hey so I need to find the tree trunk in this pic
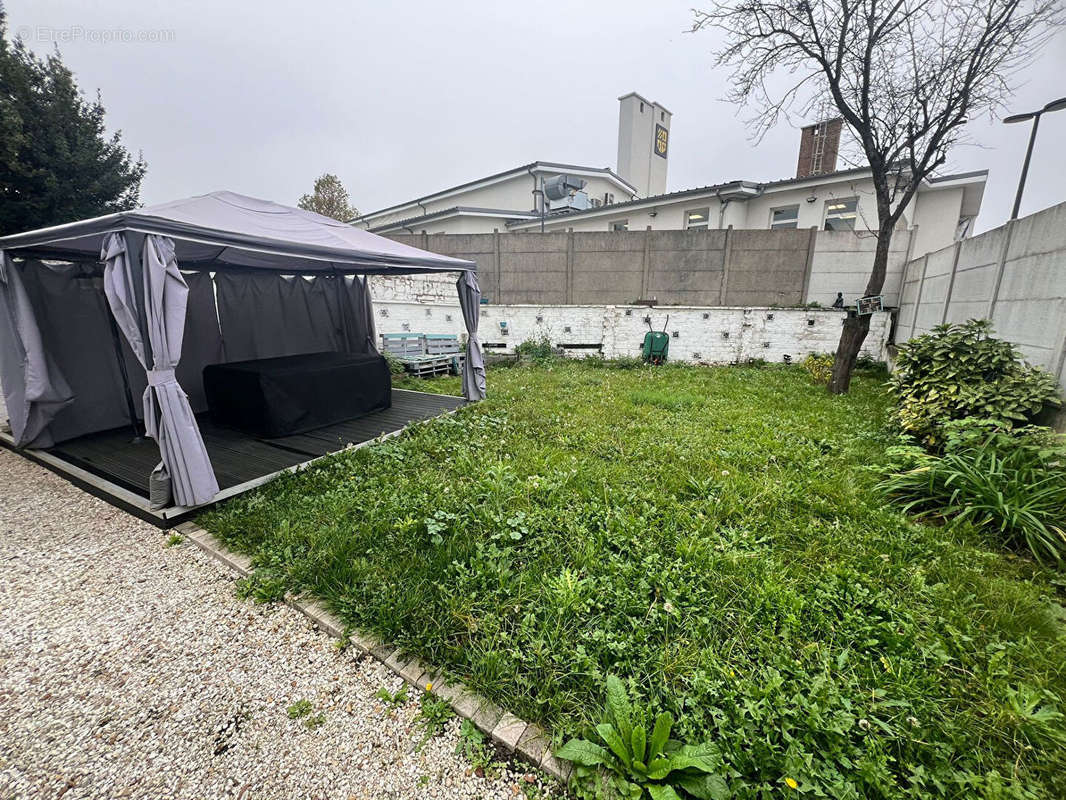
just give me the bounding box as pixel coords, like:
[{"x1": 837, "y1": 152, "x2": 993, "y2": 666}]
[
  {"x1": 827, "y1": 221, "x2": 894, "y2": 394},
  {"x1": 827, "y1": 312, "x2": 872, "y2": 394}
]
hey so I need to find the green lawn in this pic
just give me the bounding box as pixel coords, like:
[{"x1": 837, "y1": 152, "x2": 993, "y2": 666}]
[{"x1": 200, "y1": 360, "x2": 1065, "y2": 798}]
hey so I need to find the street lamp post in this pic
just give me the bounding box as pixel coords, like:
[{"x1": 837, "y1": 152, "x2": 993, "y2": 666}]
[{"x1": 1004, "y1": 97, "x2": 1066, "y2": 220}]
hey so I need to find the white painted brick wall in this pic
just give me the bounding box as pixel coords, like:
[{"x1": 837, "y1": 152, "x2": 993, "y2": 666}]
[
  {"x1": 372, "y1": 297, "x2": 892, "y2": 364},
  {"x1": 369, "y1": 273, "x2": 456, "y2": 304}
]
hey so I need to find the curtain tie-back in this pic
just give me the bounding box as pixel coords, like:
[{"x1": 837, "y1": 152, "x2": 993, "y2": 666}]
[{"x1": 147, "y1": 368, "x2": 176, "y2": 387}]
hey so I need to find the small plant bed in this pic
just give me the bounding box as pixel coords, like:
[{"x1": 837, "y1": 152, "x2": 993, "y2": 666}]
[{"x1": 200, "y1": 360, "x2": 1066, "y2": 798}]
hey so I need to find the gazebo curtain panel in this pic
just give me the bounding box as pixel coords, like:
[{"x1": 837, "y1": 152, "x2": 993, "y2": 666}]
[
  {"x1": 0, "y1": 251, "x2": 74, "y2": 448},
  {"x1": 214, "y1": 272, "x2": 373, "y2": 361},
  {"x1": 102, "y1": 232, "x2": 219, "y2": 508},
  {"x1": 456, "y1": 270, "x2": 486, "y2": 402}
]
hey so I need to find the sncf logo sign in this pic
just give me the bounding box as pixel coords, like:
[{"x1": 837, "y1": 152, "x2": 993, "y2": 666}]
[{"x1": 654, "y1": 124, "x2": 669, "y2": 158}]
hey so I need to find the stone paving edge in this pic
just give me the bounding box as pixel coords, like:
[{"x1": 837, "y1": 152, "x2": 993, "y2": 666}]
[{"x1": 175, "y1": 521, "x2": 572, "y2": 784}]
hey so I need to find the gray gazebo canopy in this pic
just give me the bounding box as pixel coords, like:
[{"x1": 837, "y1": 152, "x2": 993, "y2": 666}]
[
  {"x1": 0, "y1": 191, "x2": 486, "y2": 510},
  {"x1": 0, "y1": 191, "x2": 478, "y2": 273}
]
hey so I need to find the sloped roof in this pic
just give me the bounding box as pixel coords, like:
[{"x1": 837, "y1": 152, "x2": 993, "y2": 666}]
[{"x1": 351, "y1": 161, "x2": 639, "y2": 225}]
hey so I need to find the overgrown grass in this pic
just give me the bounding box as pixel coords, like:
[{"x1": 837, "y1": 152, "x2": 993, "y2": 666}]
[{"x1": 200, "y1": 361, "x2": 1066, "y2": 798}]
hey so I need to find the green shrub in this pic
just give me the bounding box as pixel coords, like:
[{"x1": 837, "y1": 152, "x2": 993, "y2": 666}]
[
  {"x1": 803, "y1": 352, "x2": 834, "y2": 385},
  {"x1": 855, "y1": 354, "x2": 886, "y2": 373},
  {"x1": 889, "y1": 320, "x2": 1061, "y2": 448},
  {"x1": 877, "y1": 418, "x2": 1066, "y2": 565},
  {"x1": 516, "y1": 334, "x2": 557, "y2": 365},
  {"x1": 557, "y1": 675, "x2": 728, "y2": 800},
  {"x1": 382, "y1": 351, "x2": 407, "y2": 376}
]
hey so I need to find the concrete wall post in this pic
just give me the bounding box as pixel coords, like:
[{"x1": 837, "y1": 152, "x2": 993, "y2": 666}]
[
  {"x1": 907, "y1": 254, "x2": 930, "y2": 339},
  {"x1": 1054, "y1": 329, "x2": 1066, "y2": 382},
  {"x1": 986, "y1": 218, "x2": 1016, "y2": 321},
  {"x1": 799, "y1": 226, "x2": 818, "y2": 305},
  {"x1": 718, "y1": 226, "x2": 734, "y2": 305},
  {"x1": 940, "y1": 240, "x2": 963, "y2": 325},
  {"x1": 566, "y1": 228, "x2": 575, "y2": 305},
  {"x1": 901, "y1": 225, "x2": 917, "y2": 267},
  {"x1": 640, "y1": 226, "x2": 652, "y2": 301},
  {"x1": 493, "y1": 229, "x2": 502, "y2": 305}
]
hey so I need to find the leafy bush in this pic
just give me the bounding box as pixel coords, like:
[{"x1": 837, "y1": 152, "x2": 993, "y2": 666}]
[
  {"x1": 854, "y1": 354, "x2": 884, "y2": 372},
  {"x1": 877, "y1": 418, "x2": 1066, "y2": 565},
  {"x1": 557, "y1": 675, "x2": 728, "y2": 800},
  {"x1": 516, "y1": 334, "x2": 558, "y2": 365},
  {"x1": 890, "y1": 320, "x2": 1061, "y2": 448},
  {"x1": 382, "y1": 351, "x2": 407, "y2": 376},
  {"x1": 803, "y1": 353, "x2": 834, "y2": 385}
]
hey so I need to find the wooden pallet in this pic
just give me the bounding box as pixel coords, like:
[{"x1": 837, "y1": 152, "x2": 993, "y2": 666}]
[
  {"x1": 381, "y1": 333, "x2": 425, "y2": 358},
  {"x1": 402, "y1": 354, "x2": 456, "y2": 378}
]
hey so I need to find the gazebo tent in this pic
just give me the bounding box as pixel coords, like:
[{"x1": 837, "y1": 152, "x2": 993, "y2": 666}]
[{"x1": 0, "y1": 191, "x2": 485, "y2": 512}]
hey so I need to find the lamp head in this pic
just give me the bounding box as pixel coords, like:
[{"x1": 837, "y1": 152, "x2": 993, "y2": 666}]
[
  {"x1": 1043, "y1": 97, "x2": 1066, "y2": 113},
  {"x1": 1004, "y1": 112, "x2": 1037, "y2": 124}
]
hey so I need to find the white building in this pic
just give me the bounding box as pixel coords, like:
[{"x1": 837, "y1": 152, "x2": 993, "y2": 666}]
[
  {"x1": 353, "y1": 93, "x2": 986, "y2": 260},
  {"x1": 350, "y1": 161, "x2": 640, "y2": 235}
]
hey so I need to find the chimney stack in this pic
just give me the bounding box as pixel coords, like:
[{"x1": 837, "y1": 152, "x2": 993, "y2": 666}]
[{"x1": 796, "y1": 118, "x2": 842, "y2": 179}]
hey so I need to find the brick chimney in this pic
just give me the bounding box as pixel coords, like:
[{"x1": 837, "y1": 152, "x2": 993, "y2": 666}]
[{"x1": 796, "y1": 118, "x2": 842, "y2": 178}]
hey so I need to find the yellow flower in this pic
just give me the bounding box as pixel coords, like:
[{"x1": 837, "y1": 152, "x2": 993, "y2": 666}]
[
  {"x1": 425, "y1": 683, "x2": 433, "y2": 691},
  {"x1": 785, "y1": 777, "x2": 799, "y2": 790}
]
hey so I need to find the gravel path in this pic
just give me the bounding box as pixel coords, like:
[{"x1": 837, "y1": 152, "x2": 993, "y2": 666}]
[{"x1": 0, "y1": 448, "x2": 559, "y2": 800}]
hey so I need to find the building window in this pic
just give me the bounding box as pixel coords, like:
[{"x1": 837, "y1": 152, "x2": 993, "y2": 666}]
[
  {"x1": 605, "y1": 192, "x2": 615, "y2": 205},
  {"x1": 640, "y1": 102, "x2": 645, "y2": 113},
  {"x1": 770, "y1": 205, "x2": 799, "y2": 229},
  {"x1": 660, "y1": 111, "x2": 665, "y2": 121},
  {"x1": 823, "y1": 198, "x2": 858, "y2": 231},
  {"x1": 610, "y1": 220, "x2": 629, "y2": 232},
  {"x1": 685, "y1": 208, "x2": 709, "y2": 231}
]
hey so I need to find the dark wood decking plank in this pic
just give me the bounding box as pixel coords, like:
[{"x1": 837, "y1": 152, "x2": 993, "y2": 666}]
[{"x1": 45, "y1": 390, "x2": 466, "y2": 500}]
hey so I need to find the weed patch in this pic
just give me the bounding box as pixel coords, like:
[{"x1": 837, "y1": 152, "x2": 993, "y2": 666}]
[{"x1": 414, "y1": 691, "x2": 456, "y2": 748}]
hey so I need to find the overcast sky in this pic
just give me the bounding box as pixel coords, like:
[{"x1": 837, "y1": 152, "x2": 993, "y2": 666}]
[{"x1": 8, "y1": 0, "x2": 1066, "y2": 231}]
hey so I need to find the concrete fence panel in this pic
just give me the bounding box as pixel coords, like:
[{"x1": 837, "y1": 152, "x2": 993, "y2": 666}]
[
  {"x1": 571, "y1": 231, "x2": 646, "y2": 304},
  {"x1": 990, "y1": 204, "x2": 1066, "y2": 373},
  {"x1": 497, "y1": 233, "x2": 570, "y2": 305},
  {"x1": 383, "y1": 227, "x2": 913, "y2": 310},
  {"x1": 723, "y1": 229, "x2": 810, "y2": 307},
  {"x1": 646, "y1": 229, "x2": 729, "y2": 306},
  {"x1": 943, "y1": 226, "x2": 1007, "y2": 326},
  {"x1": 808, "y1": 230, "x2": 911, "y2": 308},
  {"x1": 896, "y1": 200, "x2": 1066, "y2": 391}
]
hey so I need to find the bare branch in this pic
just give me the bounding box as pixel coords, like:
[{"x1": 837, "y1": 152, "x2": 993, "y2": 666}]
[{"x1": 693, "y1": 0, "x2": 1063, "y2": 392}]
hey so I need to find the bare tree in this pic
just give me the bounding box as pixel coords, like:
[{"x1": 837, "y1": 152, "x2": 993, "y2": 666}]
[
  {"x1": 298, "y1": 173, "x2": 359, "y2": 222},
  {"x1": 693, "y1": 0, "x2": 1061, "y2": 393}
]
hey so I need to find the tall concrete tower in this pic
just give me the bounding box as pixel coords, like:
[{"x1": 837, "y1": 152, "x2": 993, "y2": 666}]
[{"x1": 616, "y1": 92, "x2": 670, "y2": 198}]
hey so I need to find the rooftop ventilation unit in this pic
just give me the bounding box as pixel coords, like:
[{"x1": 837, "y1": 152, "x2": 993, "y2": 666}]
[
  {"x1": 543, "y1": 174, "x2": 591, "y2": 212},
  {"x1": 544, "y1": 174, "x2": 587, "y2": 200}
]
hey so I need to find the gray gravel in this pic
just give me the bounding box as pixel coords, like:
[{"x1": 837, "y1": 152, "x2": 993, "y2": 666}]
[{"x1": 0, "y1": 448, "x2": 559, "y2": 800}]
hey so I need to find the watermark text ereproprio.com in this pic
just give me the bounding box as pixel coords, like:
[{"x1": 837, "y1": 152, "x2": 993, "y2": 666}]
[{"x1": 16, "y1": 25, "x2": 176, "y2": 44}]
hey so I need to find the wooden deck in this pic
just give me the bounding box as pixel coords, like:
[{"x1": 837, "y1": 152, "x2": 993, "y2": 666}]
[{"x1": 3, "y1": 389, "x2": 464, "y2": 524}]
